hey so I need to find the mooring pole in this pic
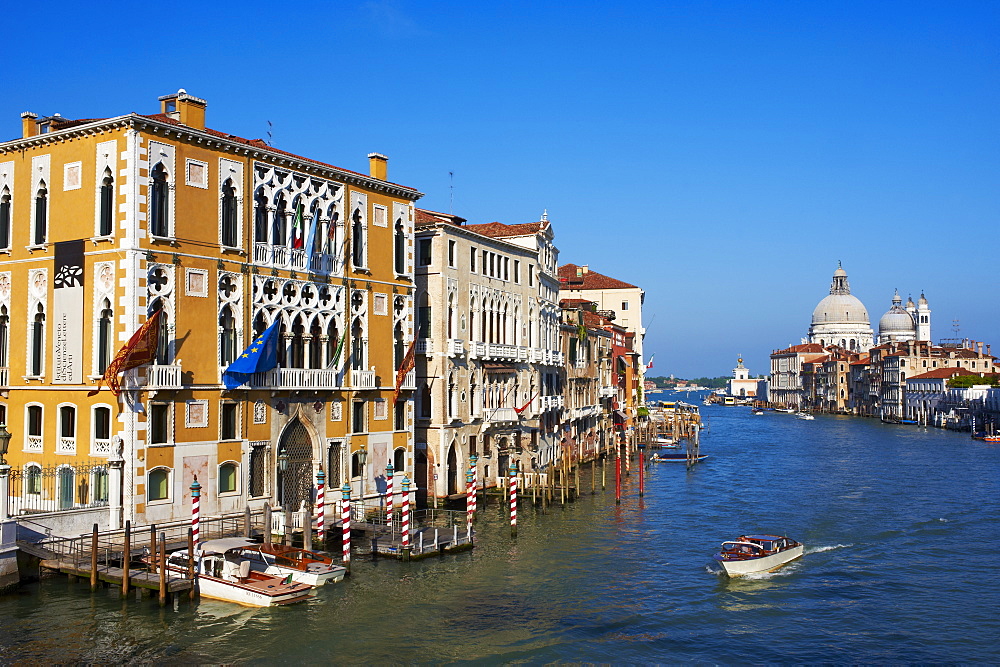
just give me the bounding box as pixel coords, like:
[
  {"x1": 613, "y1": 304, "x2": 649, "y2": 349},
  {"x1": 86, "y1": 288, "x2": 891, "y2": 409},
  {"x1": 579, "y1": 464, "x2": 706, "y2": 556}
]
[
  {"x1": 122, "y1": 520, "x2": 131, "y2": 596},
  {"x1": 158, "y1": 532, "x2": 167, "y2": 606},
  {"x1": 341, "y1": 483, "x2": 352, "y2": 571},
  {"x1": 401, "y1": 476, "x2": 411, "y2": 561},
  {"x1": 509, "y1": 462, "x2": 518, "y2": 539},
  {"x1": 187, "y1": 527, "x2": 196, "y2": 601},
  {"x1": 315, "y1": 469, "x2": 326, "y2": 547},
  {"x1": 639, "y1": 449, "x2": 645, "y2": 497},
  {"x1": 90, "y1": 523, "x2": 99, "y2": 591},
  {"x1": 465, "y1": 469, "x2": 474, "y2": 541},
  {"x1": 615, "y1": 445, "x2": 622, "y2": 506}
]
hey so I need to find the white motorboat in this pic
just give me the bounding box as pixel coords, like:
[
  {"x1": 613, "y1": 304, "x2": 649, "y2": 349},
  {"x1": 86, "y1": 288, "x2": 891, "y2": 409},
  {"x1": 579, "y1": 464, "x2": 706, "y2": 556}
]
[
  {"x1": 164, "y1": 541, "x2": 314, "y2": 606},
  {"x1": 653, "y1": 435, "x2": 680, "y2": 448},
  {"x1": 713, "y1": 534, "x2": 804, "y2": 576},
  {"x1": 796, "y1": 412, "x2": 815, "y2": 420},
  {"x1": 218, "y1": 538, "x2": 347, "y2": 586}
]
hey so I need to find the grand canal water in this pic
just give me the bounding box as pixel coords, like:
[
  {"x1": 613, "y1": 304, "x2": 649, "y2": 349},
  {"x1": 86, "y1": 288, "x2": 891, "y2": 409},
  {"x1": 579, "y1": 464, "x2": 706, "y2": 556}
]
[{"x1": 2, "y1": 401, "x2": 998, "y2": 663}]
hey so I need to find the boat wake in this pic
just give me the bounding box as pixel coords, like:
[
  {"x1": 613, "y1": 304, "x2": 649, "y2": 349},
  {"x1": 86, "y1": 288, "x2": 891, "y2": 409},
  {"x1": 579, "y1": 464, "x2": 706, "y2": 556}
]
[{"x1": 805, "y1": 543, "x2": 851, "y2": 554}]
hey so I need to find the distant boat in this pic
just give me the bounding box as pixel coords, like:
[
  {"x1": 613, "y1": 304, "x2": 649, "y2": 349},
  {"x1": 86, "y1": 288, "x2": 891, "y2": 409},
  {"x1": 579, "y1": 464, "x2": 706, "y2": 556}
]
[
  {"x1": 653, "y1": 451, "x2": 708, "y2": 463},
  {"x1": 796, "y1": 412, "x2": 815, "y2": 420}
]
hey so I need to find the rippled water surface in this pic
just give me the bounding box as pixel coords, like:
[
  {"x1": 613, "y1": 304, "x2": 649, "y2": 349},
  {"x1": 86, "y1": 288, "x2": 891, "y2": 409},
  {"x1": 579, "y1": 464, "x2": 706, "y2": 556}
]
[{"x1": 3, "y1": 405, "x2": 998, "y2": 663}]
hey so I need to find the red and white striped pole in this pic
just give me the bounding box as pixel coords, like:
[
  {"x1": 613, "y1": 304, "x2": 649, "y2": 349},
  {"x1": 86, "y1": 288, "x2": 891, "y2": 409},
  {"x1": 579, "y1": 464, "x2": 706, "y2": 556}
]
[
  {"x1": 469, "y1": 454, "x2": 478, "y2": 517},
  {"x1": 341, "y1": 483, "x2": 352, "y2": 569},
  {"x1": 315, "y1": 469, "x2": 326, "y2": 545},
  {"x1": 385, "y1": 461, "x2": 394, "y2": 531},
  {"x1": 401, "y1": 476, "x2": 411, "y2": 560},
  {"x1": 508, "y1": 462, "x2": 518, "y2": 538},
  {"x1": 465, "y1": 469, "x2": 474, "y2": 541},
  {"x1": 190, "y1": 476, "x2": 201, "y2": 544}
]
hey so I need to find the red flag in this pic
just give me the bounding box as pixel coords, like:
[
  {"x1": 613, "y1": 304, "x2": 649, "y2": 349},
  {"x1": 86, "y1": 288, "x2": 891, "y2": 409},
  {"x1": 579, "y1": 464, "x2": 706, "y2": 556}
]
[
  {"x1": 88, "y1": 309, "x2": 162, "y2": 397},
  {"x1": 514, "y1": 392, "x2": 538, "y2": 415},
  {"x1": 393, "y1": 336, "x2": 417, "y2": 404}
]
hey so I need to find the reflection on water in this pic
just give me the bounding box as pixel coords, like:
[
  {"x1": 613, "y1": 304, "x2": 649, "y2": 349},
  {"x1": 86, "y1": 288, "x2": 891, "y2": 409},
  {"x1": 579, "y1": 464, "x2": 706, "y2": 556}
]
[{"x1": 2, "y1": 407, "x2": 998, "y2": 662}]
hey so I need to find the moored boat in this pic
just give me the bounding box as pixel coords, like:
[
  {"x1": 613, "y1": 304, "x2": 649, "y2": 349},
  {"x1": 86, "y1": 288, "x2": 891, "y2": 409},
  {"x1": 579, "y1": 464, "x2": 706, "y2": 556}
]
[
  {"x1": 653, "y1": 451, "x2": 708, "y2": 463},
  {"x1": 713, "y1": 534, "x2": 803, "y2": 576},
  {"x1": 220, "y1": 539, "x2": 347, "y2": 586},
  {"x1": 795, "y1": 412, "x2": 814, "y2": 420},
  {"x1": 164, "y1": 541, "x2": 314, "y2": 606}
]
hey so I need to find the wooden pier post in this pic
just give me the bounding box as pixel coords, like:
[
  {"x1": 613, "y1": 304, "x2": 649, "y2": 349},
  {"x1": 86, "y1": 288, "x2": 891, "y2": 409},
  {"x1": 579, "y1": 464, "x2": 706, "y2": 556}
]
[
  {"x1": 615, "y1": 449, "x2": 622, "y2": 505},
  {"x1": 90, "y1": 523, "x2": 99, "y2": 591},
  {"x1": 122, "y1": 520, "x2": 131, "y2": 597},
  {"x1": 591, "y1": 460, "x2": 595, "y2": 494},
  {"x1": 149, "y1": 524, "x2": 157, "y2": 571},
  {"x1": 263, "y1": 502, "x2": 272, "y2": 545},
  {"x1": 243, "y1": 506, "x2": 252, "y2": 538},
  {"x1": 284, "y1": 506, "x2": 293, "y2": 546},
  {"x1": 639, "y1": 450, "x2": 645, "y2": 497},
  {"x1": 602, "y1": 455, "x2": 606, "y2": 490},
  {"x1": 158, "y1": 532, "x2": 167, "y2": 606},
  {"x1": 303, "y1": 508, "x2": 313, "y2": 552}
]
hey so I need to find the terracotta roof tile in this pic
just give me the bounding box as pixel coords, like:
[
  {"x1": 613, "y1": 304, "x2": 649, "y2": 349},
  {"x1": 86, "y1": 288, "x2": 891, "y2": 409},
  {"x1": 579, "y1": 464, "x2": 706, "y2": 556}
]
[
  {"x1": 558, "y1": 263, "x2": 638, "y2": 290},
  {"x1": 463, "y1": 221, "x2": 546, "y2": 238},
  {"x1": 907, "y1": 367, "x2": 978, "y2": 380},
  {"x1": 415, "y1": 208, "x2": 466, "y2": 226}
]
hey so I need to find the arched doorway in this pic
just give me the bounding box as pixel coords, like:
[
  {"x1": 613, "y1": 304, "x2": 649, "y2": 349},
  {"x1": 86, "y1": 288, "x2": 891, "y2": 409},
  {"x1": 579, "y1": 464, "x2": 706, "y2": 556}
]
[
  {"x1": 447, "y1": 442, "x2": 458, "y2": 496},
  {"x1": 277, "y1": 419, "x2": 314, "y2": 510}
]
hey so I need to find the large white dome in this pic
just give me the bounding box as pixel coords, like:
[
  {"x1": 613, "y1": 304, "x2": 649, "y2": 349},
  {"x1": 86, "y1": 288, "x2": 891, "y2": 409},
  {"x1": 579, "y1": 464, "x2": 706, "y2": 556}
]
[
  {"x1": 807, "y1": 264, "x2": 874, "y2": 351},
  {"x1": 812, "y1": 293, "x2": 869, "y2": 325}
]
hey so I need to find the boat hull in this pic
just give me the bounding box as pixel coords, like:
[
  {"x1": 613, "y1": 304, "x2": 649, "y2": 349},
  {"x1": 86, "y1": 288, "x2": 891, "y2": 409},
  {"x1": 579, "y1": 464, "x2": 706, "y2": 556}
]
[
  {"x1": 196, "y1": 576, "x2": 314, "y2": 607},
  {"x1": 715, "y1": 544, "x2": 804, "y2": 576}
]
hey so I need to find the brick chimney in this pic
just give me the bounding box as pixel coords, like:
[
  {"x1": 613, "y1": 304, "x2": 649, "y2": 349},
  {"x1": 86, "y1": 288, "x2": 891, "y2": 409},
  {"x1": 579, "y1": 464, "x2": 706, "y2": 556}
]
[
  {"x1": 21, "y1": 112, "x2": 37, "y2": 138},
  {"x1": 368, "y1": 153, "x2": 388, "y2": 181},
  {"x1": 158, "y1": 89, "x2": 207, "y2": 130}
]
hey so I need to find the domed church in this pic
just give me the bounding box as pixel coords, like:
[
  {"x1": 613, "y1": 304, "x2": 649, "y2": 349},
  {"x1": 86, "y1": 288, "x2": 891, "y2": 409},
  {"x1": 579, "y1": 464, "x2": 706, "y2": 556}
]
[
  {"x1": 877, "y1": 290, "x2": 931, "y2": 344},
  {"x1": 807, "y1": 263, "x2": 874, "y2": 351}
]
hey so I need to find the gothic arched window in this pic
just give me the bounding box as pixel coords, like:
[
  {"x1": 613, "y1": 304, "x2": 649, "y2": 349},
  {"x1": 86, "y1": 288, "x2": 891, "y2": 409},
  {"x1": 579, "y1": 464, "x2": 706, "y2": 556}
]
[
  {"x1": 221, "y1": 178, "x2": 238, "y2": 247},
  {"x1": 33, "y1": 182, "x2": 48, "y2": 245},
  {"x1": 149, "y1": 164, "x2": 169, "y2": 237},
  {"x1": 99, "y1": 168, "x2": 114, "y2": 236}
]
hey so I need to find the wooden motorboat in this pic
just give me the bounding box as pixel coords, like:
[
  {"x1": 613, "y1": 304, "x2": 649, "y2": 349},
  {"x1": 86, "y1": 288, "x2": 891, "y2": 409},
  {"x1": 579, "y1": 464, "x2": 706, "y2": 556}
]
[
  {"x1": 713, "y1": 534, "x2": 803, "y2": 576},
  {"x1": 164, "y1": 541, "x2": 314, "y2": 606},
  {"x1": 223, "y1": 539, "x2": 347, "y2": 586},
  {"x1": 653, "y1": 452, "x2": 708, "y2": 463}
]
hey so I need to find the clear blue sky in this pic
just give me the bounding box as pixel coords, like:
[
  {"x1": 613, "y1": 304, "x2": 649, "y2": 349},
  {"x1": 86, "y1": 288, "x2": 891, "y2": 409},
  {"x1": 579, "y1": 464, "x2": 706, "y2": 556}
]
[{"x1": 4, "y1": 1, "x2": 997, "y2": 378}]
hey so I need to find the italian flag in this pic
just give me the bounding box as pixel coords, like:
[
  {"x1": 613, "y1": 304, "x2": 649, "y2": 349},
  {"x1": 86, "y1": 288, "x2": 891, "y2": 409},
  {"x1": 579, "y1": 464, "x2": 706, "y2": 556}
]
[{"x1": 291, "y1": 203, "x2": 304, "y2": 249}]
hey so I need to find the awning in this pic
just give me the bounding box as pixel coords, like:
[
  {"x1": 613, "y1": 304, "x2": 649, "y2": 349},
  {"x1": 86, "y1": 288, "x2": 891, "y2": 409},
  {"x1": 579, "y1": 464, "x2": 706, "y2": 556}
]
[
  {"x1": 613, "y1": 409, "x2": 628, "y2": 423},
  {"x1": 482, "y1": 362, "x2": 517, "y2": 373}
]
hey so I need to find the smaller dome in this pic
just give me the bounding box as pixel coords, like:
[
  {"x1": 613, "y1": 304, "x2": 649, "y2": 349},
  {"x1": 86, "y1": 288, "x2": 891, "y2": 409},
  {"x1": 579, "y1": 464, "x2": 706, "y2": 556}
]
[
  {"x1": 906, "y1": 295, "x2": 915, "y2": 309},
  {"x1": 918, "y1": 292, "x2": 928, "y2": 306},
  {"x1": 879, "y1": 291, "x2": 915, "y2": 337}
]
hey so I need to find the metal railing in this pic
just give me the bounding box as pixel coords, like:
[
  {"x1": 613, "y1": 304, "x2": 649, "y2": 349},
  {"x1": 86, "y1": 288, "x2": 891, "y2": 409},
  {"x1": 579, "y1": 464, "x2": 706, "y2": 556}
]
[{"x1": 7, "y1": 460, "x2": 111, "y2": 514}]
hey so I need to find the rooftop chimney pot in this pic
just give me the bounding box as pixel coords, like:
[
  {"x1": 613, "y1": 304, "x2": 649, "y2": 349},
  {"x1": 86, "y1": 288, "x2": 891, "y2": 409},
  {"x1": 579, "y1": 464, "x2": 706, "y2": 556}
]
[{"x1": 368, "y1": 153, "x2": 388, "y2": 181}]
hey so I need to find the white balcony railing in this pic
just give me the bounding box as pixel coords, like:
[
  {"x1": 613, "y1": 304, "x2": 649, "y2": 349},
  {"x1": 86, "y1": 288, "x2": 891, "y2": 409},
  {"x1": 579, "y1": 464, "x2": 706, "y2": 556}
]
[
  {"x1": 470, "y1": 342, "x2": 487, "y2": 359},
  {"x1": 25, "y1": 436, "x2": 43, "y2": 452},
  {"x1": 416, "y1": 339, "x2": 434, "y2": 355},
  {"x1": 235, "y1": 368, "x2": 342, "y2": 391},
  {"x1": 124, "y1": 364, "x2": 183, "y2": 391},
  {"x1": 402, "y1": 369, "x2": 416, "y2": 390},
  {"x1": 57, "y1": 437, "x2": 76, "y2": 455},
  {"x1": 92, "y1": 438, "x2": 112, "y2": 456},
  {"x1": 255, "y1": 243, "x2": 337, "y2": 274},
  {"x1": 599, "y1": 385, "x2": 618, "y2": 398},
  {"x1": 352, "y1": 369, "x2": 376, "y2": 389},
  {"x1": 447, "y1": 339, "x2": 465, "y2": 356},
  {"x1": 487, "y1": 343, "x2": 517, "y2": 360},
  {"x1": 485, "y1": 407, "x2": 519, "y2": 423}
]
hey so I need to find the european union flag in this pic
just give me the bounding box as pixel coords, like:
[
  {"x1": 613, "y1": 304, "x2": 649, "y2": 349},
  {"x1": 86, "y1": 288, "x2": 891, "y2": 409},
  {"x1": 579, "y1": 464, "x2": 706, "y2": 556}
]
[{"x1": 223, "y1": 319, "x2": 281, "y2": 389}]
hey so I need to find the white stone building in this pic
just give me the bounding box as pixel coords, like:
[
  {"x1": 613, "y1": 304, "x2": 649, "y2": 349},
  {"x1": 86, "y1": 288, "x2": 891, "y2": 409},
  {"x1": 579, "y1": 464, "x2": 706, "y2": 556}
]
[
  {"x1": 807, "y1": 264, "x2": 874, "y2": 351},
  {"x1": 414, "y1": 210, "x2": 563, "y2": 502}
]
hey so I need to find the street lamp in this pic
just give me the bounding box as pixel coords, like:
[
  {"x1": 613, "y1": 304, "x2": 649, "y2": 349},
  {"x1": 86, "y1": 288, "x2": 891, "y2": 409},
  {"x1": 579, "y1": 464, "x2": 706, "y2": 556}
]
[
  {"x1": 0, "y1": 423, "x2": 11, "y2": 466},
  {"x1": 277, "y1": 446, "x2": 289, "y2": 507},
  {"x1": 357, "y1": 445, "x2": 368, "y2": 498}
]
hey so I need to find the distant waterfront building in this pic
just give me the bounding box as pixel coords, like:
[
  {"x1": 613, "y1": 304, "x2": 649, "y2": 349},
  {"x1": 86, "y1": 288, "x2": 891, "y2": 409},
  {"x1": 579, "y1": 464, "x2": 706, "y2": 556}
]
[
  {"x1": 557, "y1": 263, "x2": 646, "y2": 410},
  {"x1": 806, "y1": 264, "x2": 874, "y2": 351},
  {"x1": 726, "y1": 357, "x2": 766, "y2": 400}
]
